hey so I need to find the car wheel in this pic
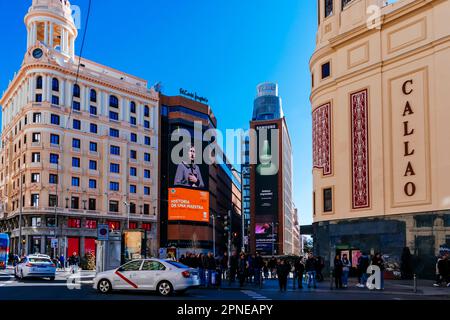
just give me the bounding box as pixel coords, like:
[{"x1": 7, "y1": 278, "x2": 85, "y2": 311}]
[
  {"x1": 157, "y1": 281, "x2": 173, "y2": 296},
  {"x1": 97, "y1": 279, "x2": 112, "y2": 294}
]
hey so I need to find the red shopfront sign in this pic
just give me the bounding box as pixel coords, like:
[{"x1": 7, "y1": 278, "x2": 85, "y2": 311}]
[
  {"x1": 107, "y1": 221, "x2": 120, "y2": 231},
  {"x1": 142, "y1": 223, "x2": 151, "y2": 231}
]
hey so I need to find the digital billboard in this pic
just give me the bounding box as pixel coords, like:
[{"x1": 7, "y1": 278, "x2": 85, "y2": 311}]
[
  {"x1": 168, "y1": 127, "x2": 210, "y2": 222},
  {"x1": 255, "y1": 223, "x2": 276, "y2": 255},
  {"x1": 168, "y1": 188, "x2": 210, "y2": 222}
]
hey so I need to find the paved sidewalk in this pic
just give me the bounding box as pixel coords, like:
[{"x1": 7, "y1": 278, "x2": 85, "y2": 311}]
[{"x1": 210, "y1": 277, "x2": 450, "y2": 297}]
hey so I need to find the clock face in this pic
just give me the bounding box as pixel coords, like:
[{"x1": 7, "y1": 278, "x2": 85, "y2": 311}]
[{"x1": 32, "y1": 48, "x2": 43, "y2": 59}]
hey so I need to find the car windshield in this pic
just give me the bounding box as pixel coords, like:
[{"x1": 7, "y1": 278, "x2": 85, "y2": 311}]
[
  {"x1": 165, "y1": 261, "x2": 189, "y2": 269},
  {"x1": 28, "y1": 258, "x2": 52, "y2": 264}
]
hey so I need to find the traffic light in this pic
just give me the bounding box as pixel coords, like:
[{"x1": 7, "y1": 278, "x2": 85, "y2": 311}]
[{"x1": 223, "y1": 214, "x2": 229, "y2": 231}]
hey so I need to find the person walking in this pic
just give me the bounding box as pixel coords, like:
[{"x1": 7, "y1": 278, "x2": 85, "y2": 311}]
[
  {"x1": 68, "y1": 252, "x2": 79, "y2": 274},
  {"x1": 400, "y1": 247, "x2": 414, "y2": 280},
  {"x1": 229, "y1": 251, "x2": 238, "y2": 285},
  {"x1": 315, "y1": 256, "x2": 325, "y2": 282},
  {"x1": 294, "y1": 257, "x2": 305, "y2": 289},
  {"x1": 305, "y1": 253, "x2": 317, "y2": 289},
  {"x1": 220, "y1": 252, "x2": 229, "y2": 282},
  {"x1": 341, "y1": 254, "x2": 351, "y2": 288},
  {"x1": 334, "y1": 254, "x2": 343, "y2": 289},
  {"x1": 206, "y1": 252, "x2": 217, "y2": 287},
  {"x1": 59, "y1": 254, "x2": 65, "y2": 271},
  {"x1": 434, "y1": 253, "x2": 449, "y2": 287},
  {"x1": 276, "y1": 259, "x2": 290, "y2": 292},
  {"x1": 254, "y1": 252, "x2": 264, "y2": 286},
  {"x1": 268, "y1": 256, "x2": 277, "y2": 279}
]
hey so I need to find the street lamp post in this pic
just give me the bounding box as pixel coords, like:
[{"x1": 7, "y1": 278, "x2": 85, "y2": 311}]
[
  {"x1": 212, "y1": 214, "x2": 216, "y2": 257},
  {"x1": 123, "y1": 201, "x2": 130, "y2": 230}
]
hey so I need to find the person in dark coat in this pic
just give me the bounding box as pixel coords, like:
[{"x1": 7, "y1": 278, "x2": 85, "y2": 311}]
[
  {"x1": 371, "y1": 253, "x2": 385, "y2": 290},
  {"x1": 238, "y1": 253, "x2": 248, "y2": 287},
  {"x1": 305, "y1": 253, "x2": 317, "y2": 288},
  {"x1": 254, "y1": 252, "x2": 264, "y2": 285},
  {"x1": 268, "y1": 256, "x2": 277, "y2": 279},
  {"x1": 334, "y1": 254, "x2": 343, "y2": 289},
  {"x1": 315, "y1": 256, "x2": 325, "y2": 282},
  {"x1": 229, "y1": 251, "x2": 238, "y2": 284},
  {"x1": 357, "y1": 252, "x2": 370, "y2": 287},
  {"x1": 276, "y1": 260, "x2": 290, "y2": 292},
  {"x1": 294, "y1": 257, "x2": 305, "y2": 289},
  {"x1": 400, "y1": 247, "x2": 413, "y2": 280}
]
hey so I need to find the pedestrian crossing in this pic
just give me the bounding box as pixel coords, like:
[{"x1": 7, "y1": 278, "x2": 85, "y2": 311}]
[{"x1": 241, "y1": 290, "x2": 272, "y2": 301}]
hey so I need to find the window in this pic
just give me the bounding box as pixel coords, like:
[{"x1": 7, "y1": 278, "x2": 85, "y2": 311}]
[
  {"x1": 342, "y1": 0, "x2": 352, "y2": 9},
  {"x1": 130, "y1": 185, "x2": 137, "y2": 193},
  {"x1": 144, "y1": 120, "x2": 150, "y2": 129},
  {"x1": 144, "y1": 105, "x2": 150, "y2": 117},
  {"x1": 72, "y1": 101, "x2": 81, "y2": 111},
  {"x1": 86, "y1": 219, "x2": 97, "y2": 228},
  {"x1": 144, "y1": 170, "x2": 151, "y2": 179},
  {"x1": 89, "y1": 160, "x2": 97, "y2": 170},
  {"x1": 49, "y1": 154, "x2": 59, "y2": 164},
  {"x1": 130, "y1": 116, "x2": 136, "y2": 125},
  {"x1": 50, "y1": 134, "x2": 60, "y2": 145},
  {"x1": 144, "y1": 153, "x2": 151, "y2": 162},
  {"x1": 71, "y1": 177, "x2": 80, "y2": 187},
  {"x1": 52, "y1": 78, "x2": 59, "y2": 92},
  {"x1": 142, "y1": 261, "x2": 165, "y2": 271},
  {"x1": 52, "y1": 95, "x2": 59, "y2": 105},
  {"x1": 130, "y1": 203, "x2": 136, "y2": 214},
  {"x1": 129, "y1": 222, "x2": 138, "y2": 230},
  {"x1": 142, "y1": 223, "x2": 151, "y2": 231},
  {"x1": 71, "y1": 197, "x2": 79, "y2": 209},
  {"x1": 72, "y1": 157, "x2": 80, "y2": 168},
  {"x1": 51, "y1": 114, "x2": 60, "y2": 125},
  {"x1": 32, "y1": 133, "x2": 41, "y2": 143},
  {"x1": 130, "y1": 167, "x2": 137, "y2": 176},
  {"x1": 88, "y1": 199, "x2": 96, "y2": 211},
  {"x1": 36, "y1": 76, "x2": 43, "y2": 89},
  {"x1": 89, "y1": 179, "x2": 97, "y2": 189},
  {"x1": 144, "y1": 186, "x2": 150, "y2": 195},
  {"x1": 131, "y1": 133, "x2": 137, "y2": 142},
  {"x1": 49, "y1": 195, "x2": 58, "y2": 208},
  {"x1": 32, "y1": 152, "x2": 41, "y2": 163},
  {"x1": 109, "y1": 202, "x2": 119, "y2": 213},
  {"x1": 35, "y1": 94, "x2": 42, "y2": 103},
  {"x1": 73, "y1": 119, "x2": 81, "y2": 130},
  {"x1": 144, "y1": 204, "x2": 150, "y2": 215},
  {"x1": 49, "y1": 174, "x2": 58, "y2": 184},
  {"x1": 325, "y1": 0, "x2": 333, "y2": 17},
  {"x1": 110, "y1": 163, "x2": 120, "y2": 173},
  {"x1": 87, "y1": 124, "x2": 97, "y2": 135},
  {"x1": 323, "y1": 188, "x2": 333, "y2": 212},
  {"x1": 109, "y1": 111, "x2": 119, "y2": 121},
  {"x1": 48, "y1": 173, "x2": 58, "y2": 184},
  {"x1": 31, "y1": 194, "x2": 40, "y2": 207},
  {"x1": 321, "y1": 62, "x2": 330, "y2": 79},
  {"x1": 89, "y1": 142, "x2": 97, "y2": 152},
  {"x1": 33, "y1": 113, "x2": 41, "y2": 123},
  {"x1": 119, "y1": 260, "x2": 142, "y2": 272},
  {"x1": 110, "y1": 182, "x2": 120, "y2": 191},
  {"x1": 109, "y1": 128, "x2": 119, "y2": 138},
  {"x1": 130, "y1": 102, "x2": 136, "y2": 113},
  {"x1": 415, "y1": 215, "x2": 434, "y2": 228},
  {"x1": 31, "y1": 217, "x2": 42, "y2": 227},
  {"x1": 31, "y1": 173, "x2": 40, "y2": 183},
  {"x1": 144, "y1": 136, "x2": 151, "y2": 146},
  {"x1": 130, "y1": 150, "x2": 137, "y2": 159},
  {"x1": 72, "y1": 138, "x2": 81, "y2": 149},
  {"x1": 90, "y1": 89, "x2": 97, "y2": 102},
  {"x1": 109, "y1": 95, "x2": 119, "y2": 108},
  {"x1": 110, "y1": 145, "x2": 120, "y2": 155},
  {"x1": 90, "y1": 105, "x2": 97, "y2": 115},
  {"x1": 68, "y1": 218, "x2": 81, "y2": 229},
  {"x1": 73, "y1": 84, "x2": 80, "y2": 98}
]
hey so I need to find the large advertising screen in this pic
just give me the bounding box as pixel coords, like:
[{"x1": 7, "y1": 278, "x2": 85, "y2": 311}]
[
  {"x1": 168, "y1": 127, "x2": 210, "y2": 222},
  {"x1": 254, "y1": 123, "x2": 280, "y2": 255},
  {"x1": 168, "y1": 188, "x2": 210, "y2": 222}
]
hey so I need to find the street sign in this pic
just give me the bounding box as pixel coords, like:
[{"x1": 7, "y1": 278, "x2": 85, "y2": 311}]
[
  {"x1": 51, "y1": 238, "x2": 58, "y2": 248},
  {"x1": 97, "y1": 225, "x2": 109, "y2": 241}
]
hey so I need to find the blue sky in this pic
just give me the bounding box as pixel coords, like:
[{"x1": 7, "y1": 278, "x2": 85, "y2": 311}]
[{"x1": 0, "y1": 0, "x2": 317, "y2": 225}]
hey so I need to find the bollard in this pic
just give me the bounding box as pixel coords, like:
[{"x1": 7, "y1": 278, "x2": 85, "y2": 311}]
[{"x1": 413, "y1": 274, "x2": 417, "y2": 293}]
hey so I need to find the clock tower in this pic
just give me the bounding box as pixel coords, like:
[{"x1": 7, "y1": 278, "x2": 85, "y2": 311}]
[{"x1": 25, "y1": 0, "x2": 78, "y2": 61}]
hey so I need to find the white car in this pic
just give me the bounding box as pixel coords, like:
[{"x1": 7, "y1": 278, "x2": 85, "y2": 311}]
[
  {"x1": 93, "y1": 259, "x2": 200, "y2": 296},
  {"x1": 14, "y1": 254, "x2": 56, "y2": 280}
]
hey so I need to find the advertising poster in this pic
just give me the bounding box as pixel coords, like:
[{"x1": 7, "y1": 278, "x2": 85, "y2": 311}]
[
  {"x1": 255, "y1": 223, "x2": 276, "y2": 256},
  {"x1": 123, "y1": 231, "x2": 143, "y2": 262},
  {"x1": 168, "y1": 188, "x2": 209, "y2": 222}
]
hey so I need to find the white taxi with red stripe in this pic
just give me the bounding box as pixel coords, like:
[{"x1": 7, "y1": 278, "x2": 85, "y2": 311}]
[{"x1": 93, "y1": 259, "x2": 200, "y2": 296}]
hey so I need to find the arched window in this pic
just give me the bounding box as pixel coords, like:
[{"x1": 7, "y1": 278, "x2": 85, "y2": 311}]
[
  {"x1": 73, "y1": 84, "x2": 80, "y2": 98},
  {"x1": 90, "y1": 89, "x2": 97, "y2": 103},
  {"x1": 36, "y1": 76, "x2": 43, "y2": 90},
  {"x1": 52, "y1": 78, "x2": 59, "y2": 92},
  {"x1": 109, "y1": 95, "x2": 119, "y2": 108},
  {"x1": 144, "y1": 105, "x2": 150, "y2": 117},
  {"x1": 130, "y1": 101, "x2": 136, "y2": 113}
]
